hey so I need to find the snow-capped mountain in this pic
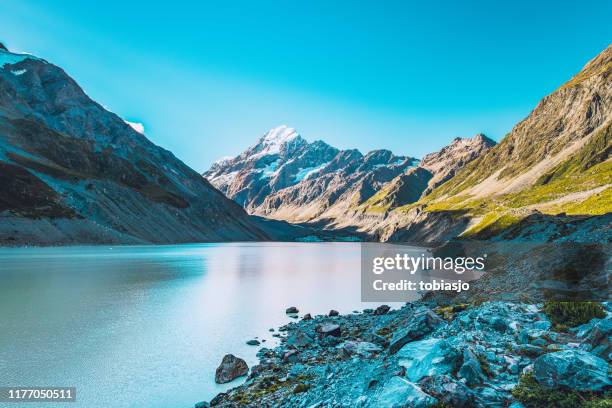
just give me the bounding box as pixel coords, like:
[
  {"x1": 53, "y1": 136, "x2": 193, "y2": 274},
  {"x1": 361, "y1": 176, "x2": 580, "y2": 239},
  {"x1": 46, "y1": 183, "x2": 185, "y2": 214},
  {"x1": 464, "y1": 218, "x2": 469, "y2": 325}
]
[
  {"x1": 0, "y1": 43, "x2": 266, "y2": 244},
  {"x1": 204, "y1": 125, "x2": 418, "y2": 221}
]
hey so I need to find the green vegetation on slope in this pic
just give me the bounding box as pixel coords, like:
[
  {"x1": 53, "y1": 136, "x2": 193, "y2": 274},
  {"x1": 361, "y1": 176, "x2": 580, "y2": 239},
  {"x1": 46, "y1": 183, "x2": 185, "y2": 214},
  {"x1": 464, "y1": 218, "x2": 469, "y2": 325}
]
[
  {"x1": 512, "y1": 372, "x2": 611, "y2": 408},
  {"x1": 542, "y1": 301, "x2": 606, "y2": 331}
]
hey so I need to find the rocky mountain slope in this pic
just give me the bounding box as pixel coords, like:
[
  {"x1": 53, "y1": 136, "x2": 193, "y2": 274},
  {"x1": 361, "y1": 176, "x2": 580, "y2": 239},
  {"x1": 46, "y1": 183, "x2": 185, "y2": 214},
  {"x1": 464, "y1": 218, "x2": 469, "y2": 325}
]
[
  {"x1": 206, "y1": 128, "x2": 496, "y2": 233},
  {"x1": 368, "y1": 44, "x2": 612, "y2": 242},
  {"x1": 361, "y1": 134, "x2": 496, "y2": 212},
  {"x1": 0, "y1": 44, "x2": 267, "y2": 245},
  {"x1": 204, "y1": 125, "x2": 419, "y2": 223}
]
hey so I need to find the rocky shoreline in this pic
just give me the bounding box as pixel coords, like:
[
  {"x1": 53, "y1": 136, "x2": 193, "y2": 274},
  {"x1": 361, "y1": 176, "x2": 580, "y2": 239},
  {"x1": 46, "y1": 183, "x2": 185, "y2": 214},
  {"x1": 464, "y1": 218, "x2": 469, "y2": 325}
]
[{"x1": 197, "y1": 300, "x2": 611, "y2": 407}]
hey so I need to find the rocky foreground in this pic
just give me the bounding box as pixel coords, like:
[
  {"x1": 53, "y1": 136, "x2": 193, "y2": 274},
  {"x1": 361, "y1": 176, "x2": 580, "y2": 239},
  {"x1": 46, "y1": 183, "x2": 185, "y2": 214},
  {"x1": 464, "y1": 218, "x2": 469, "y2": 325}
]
[{"x1": 198, "y1": 301, "x2": 611, "y2": 407}]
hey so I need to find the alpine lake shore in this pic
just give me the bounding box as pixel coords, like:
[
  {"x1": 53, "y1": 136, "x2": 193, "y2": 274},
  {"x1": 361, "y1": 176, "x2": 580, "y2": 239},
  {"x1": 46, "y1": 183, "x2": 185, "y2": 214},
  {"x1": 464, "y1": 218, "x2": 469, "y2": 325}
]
[{"x1": 198, "y1": 298, "x2": 611, "y2": 408}]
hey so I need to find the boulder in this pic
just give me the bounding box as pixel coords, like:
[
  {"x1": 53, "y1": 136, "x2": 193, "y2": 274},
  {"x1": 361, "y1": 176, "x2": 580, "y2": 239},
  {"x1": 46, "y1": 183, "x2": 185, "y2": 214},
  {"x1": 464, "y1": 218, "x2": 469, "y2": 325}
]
[
  {"x1": 533, "y1": 349, "x2": 611, "y2": 391},
  {"x1": 286, "y1": 330, "x2": 314, "y2": 348},
  {"x1": 286, "y1": 306, "x2": 299, "y2": 314},
  {"x1": 214, "y1": 354, "x2": 249, "y2": 384},
  {"x1": 368, "y1": 333, "x2": 390, "y2": 349},
  {"x1": 283, "y1": 349, "x2": 299, "y2": 363},
  {"x1": 419, "y1": 375, "x2": 475, "y2": 407},
  {"x1": 372, "y1": 376, "x2": 437, "y2": 407},
  {"x1": 340, "y1": 341, "x2": 382, "y2": 358},
  {"x1": 319, "y1": 335, "x2": 341, "y2": 347},
  {"x1": 512, "y1": 344, "x2": 545, "y2": 357},
  {"x1": 246, "y1": 339, "x2": 260, "y2": 346},
  {"x1": 302, "y1": 313, "x2": 312, "y2": 320},
  {"x1": 457, "y1": 347, "x2": 485, "y2": 386},
  {"x1": 397, "y1": 338, "x2": 460, "y2": 383},
  {"x1": 328, "y1": 309, "x2": 339, "y2": 317},
  {"x1": 389, "y1": 307, "x2": 445, "y2": 354},
  {"x1": 374, "y1": 304, "x2": 391, "y2": 315},
  {"x1": 317, "y1": 323, "x2": 341, "y2": 337},
  {"x1": 579, "y1": 318, "x2": 611, "y2": 358}
]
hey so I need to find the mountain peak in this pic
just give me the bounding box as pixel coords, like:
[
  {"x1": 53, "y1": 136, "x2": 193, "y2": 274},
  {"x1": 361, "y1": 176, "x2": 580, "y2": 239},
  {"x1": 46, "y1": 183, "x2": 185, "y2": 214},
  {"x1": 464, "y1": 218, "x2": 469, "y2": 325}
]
[
  {"x1": 472, "y1": 133, "x2": 496, "y2": 146},
  {"x1": 0, "y1": 42, "x2": 7, "y2": 52},
  {"x1": 255, "y1": 125, "x2": 301, "y2": 155},
  {"x1": 262, "y1": 124, "x2": 299, "y2": 143}
]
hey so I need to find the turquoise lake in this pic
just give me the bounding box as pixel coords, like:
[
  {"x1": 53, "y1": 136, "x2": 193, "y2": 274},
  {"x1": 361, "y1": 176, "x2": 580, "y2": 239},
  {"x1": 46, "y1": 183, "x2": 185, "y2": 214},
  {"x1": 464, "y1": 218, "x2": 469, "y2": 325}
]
[{"x1": 0, "y1": 243, "x2": 405, "y2": 408}]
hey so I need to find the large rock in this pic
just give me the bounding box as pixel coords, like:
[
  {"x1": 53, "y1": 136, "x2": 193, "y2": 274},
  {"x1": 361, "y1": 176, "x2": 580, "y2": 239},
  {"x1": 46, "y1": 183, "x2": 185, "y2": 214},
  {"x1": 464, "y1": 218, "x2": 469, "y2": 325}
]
[
  {"x1": 533, "y1": 350, "x2": 611, "y2": 391},
  {"x1": 372, "y1": 376, "x2": 437, "y2": 407},
  {"x1": 285, "y1": 306, "x2": 299, "y2": 314},
  {"x1": 286, "y1": 330, "x2": 314, "y2": 348},
  {"x1": 389, "y1": 307, "x2": 445, "y2": 354},
  {"x1": 457, "y1": 347, "x2": 485, "y2": 386},
  {"x1": 214, "y1": 354, "x2": 249, "y2": 384},
  {"x1": 419, "y1": 375, "x2": 475, "y2": 408},
  {"x1": 578, "y1": 318, "x2": 612, "y2": 358},
  {"x1": 340, "y1": 341, "x2": 382, "y2": 358},
  {"x1": 396, "y1": 338, "x2": 460, "y2": 383},
  {"x1": 317, "y1": 323, "x2": 341, "y2": 337}
]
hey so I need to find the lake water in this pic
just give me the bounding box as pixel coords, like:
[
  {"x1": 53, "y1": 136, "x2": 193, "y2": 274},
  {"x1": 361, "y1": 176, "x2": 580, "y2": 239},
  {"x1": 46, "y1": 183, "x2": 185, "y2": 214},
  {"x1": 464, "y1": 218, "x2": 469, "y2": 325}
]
[{"x1": 0, "y1": 243, "x2": 406, "y2": 408}]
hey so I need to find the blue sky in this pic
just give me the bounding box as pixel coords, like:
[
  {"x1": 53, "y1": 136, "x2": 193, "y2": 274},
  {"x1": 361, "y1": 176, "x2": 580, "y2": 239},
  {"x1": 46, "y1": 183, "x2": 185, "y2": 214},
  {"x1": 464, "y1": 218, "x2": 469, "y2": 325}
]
[{"x1": 1, "y1": 1, "x2": 611, "y2": 171}]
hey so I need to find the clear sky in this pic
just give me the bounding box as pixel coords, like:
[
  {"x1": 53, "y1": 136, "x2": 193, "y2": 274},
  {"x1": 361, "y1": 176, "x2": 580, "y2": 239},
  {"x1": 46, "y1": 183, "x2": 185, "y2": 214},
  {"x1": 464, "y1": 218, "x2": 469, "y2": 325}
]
[{"x1": 1, "y1": 1, "x2": 611, "y2": 171}]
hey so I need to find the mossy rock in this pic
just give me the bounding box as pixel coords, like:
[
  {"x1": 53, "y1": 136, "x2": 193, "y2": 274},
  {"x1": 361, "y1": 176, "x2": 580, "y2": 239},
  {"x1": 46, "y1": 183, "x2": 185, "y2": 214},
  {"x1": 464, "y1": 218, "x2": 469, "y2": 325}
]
[
  {"x1": 293, "y1": 383, "x2": 310, "y2": 394},
  {"x1": 512, "y1": 372, "x2": 611, "y2": 408}
]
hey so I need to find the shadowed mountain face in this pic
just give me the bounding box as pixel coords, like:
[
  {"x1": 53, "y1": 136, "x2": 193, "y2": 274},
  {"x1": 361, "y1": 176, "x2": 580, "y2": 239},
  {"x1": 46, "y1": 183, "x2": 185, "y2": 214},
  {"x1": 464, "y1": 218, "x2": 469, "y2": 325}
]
[
  {"x1": 204, "y1": 125, "x2": 419, "y2": 222},
  {"x1": 0, "y1": 47, "x2": 267, "y2": 245}
]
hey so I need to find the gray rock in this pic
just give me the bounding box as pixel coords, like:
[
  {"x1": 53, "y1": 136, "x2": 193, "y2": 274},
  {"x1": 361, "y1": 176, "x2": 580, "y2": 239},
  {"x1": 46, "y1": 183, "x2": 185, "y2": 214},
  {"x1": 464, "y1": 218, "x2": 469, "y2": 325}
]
[
  {"x1": 389, "y1": 307, "x2": 445, "y2": 354},
  {"x1": 512, "y1": 344, "x2": 545, "y2": 357},
  {"x1": 533, "y1": 349, "x2": 611, "y2": 391},
  {"x1": 283, "y1": 349, "x2": 299, "y2": 363},
  {"x1": 419, "y1": 375, "x2": 475, "y2": 407},
  {"x1": 397, "y1": 338, "x2": 460, "y2": 382},
  {"x1": 319, "y1": 336, "x2": 341, "y2": 347},
  {"x1": 372, "y1": 376, "x2": 437, "y2": 407},
  {"x1": 246, "y1": 339, "x2": 260, "y2": 346},
  {"x1": 457, "y1": 348, "x2": 485, "y2": 386},
  {"x1": 374, "y1": 304, "x2": 391, "y2": 315},
  {"x1": 194, "y1": 401, "x2": 210, "y2": 408},
  {"x1": 286, "y1": 306, "x2": 299, "y2": 314},
  {"x1": 580, "y1": 318, "x2": 611, "y2": 358},
  {"x1": 214, "y1": 354, "x2": 249, "y2": 384},
  {"x1": 286, "y1": 330, "x2": 314, "y2": 348},
  {"x1": 317, "y1": 323, "x2": 341, "y2": 337},
  {"x1": 302, "y1": 313, "x2": 312, "y2": 320},
  {"x1": 340, "y1": 341, "x2": 382, "y2": 358},
  {"x1": 328, "y1": 309, "x2": 339, "y2": 317},
  {"x1": 368, "y1": 333, "x2": 390, "y2": 349}
]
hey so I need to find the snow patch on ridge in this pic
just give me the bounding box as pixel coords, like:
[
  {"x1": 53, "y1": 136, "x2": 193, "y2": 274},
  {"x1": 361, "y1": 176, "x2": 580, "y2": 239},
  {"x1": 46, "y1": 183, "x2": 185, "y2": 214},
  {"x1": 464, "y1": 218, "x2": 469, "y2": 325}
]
[
  {"x1": 259, "y1": 160, "x2": 281, "y2": 180},
  {"x1": 125, "y1": 120, "x2": 145, "y2": 134},
  {"x1": 294, "y1": 162, "x2": 328, "y2": 182}
]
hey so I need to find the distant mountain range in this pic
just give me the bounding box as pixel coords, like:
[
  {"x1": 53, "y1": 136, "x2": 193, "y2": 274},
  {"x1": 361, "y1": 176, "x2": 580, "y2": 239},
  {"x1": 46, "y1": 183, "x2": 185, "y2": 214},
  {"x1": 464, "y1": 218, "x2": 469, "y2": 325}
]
[
  {"x1": 204, "y1": 125, "x2": 421, "y2": 222},
  {"x1": 0, "y1": 42, "x2": 266, "y2": 245},
  {"x1": 0, "y1": 41, "x2": 609, "y2": 245},
  {"x1": 207, "y1": 45, "x2": 611, "y2": 243}
]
